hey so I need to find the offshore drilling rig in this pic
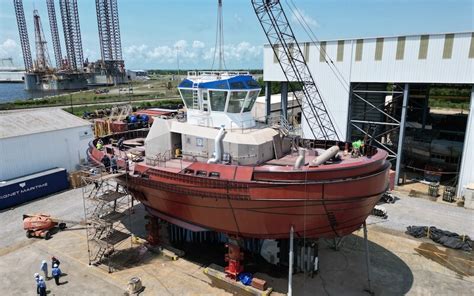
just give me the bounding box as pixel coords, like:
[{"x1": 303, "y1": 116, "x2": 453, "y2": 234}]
[
  {"x1": 13, "y1": 0, "x2": 126, "y2": 91},
  {"x1": 87, "y1": 0, "x2": 126, "y2": 85}
]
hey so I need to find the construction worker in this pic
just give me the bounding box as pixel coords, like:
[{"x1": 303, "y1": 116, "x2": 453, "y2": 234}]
[
  {"x1": 34, "y1": 273, "x2": 40, "y2": 294},
  {"x1": 52, "y1": 263, "x2": 62, "y2": 286},
  {"x1": 51, "y1": 256, "x2": 60, "y2": 268},
  {"x1": 110, "y1": 155, "x2": 118, "y2": 173},
  {"x1": 40, "y1": 260, "x2": 48, "y2": 280},
  {"x1": 117, "y1": 137, "x2": 125, "y2": 151},
  {"x1": 101, "y1": 154, "x2": 111, "y2": 173},
  {"x1": 96, "y1": 139, "x2": 104, "y2": 150},
  {"x1": 38, "y1": 276, "x2": 47, "y2": 296}
]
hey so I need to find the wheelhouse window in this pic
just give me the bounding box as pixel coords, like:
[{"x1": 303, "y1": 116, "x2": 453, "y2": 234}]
[
  {"x1": 209, "y1": 90, "x2": 228, "y2": 112},
  {"x1": 243, "y1": 90, "x2": 260, "y2": 112},
  {"x1": 227, "y1": 91, "x2": 248, "y2": 113},
  {"x1": 179, "y1": 89, "x2": 195, "y2": 109}
]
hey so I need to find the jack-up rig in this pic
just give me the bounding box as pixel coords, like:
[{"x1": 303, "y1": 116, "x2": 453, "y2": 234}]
[{"x1": 13, "y1": 0, "x2": 126, "y2": 91}]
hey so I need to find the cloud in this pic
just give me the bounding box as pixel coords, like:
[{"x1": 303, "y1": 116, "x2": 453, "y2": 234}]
[
  {"x1": 192, "y1": 40, "x2": 205, "y2": 49},
  {"x1": 123, "y1": 39, "x2": 262, "y2": 69},
  {"x1": 233, "y1": 13, "x2": 243, "y2": 23},
  {"x1": 291, "y1": 8, "x2": 320, "y2": 28},
  {"x1": 0, "y1": 39, "x2": 19, "y2": 57}
]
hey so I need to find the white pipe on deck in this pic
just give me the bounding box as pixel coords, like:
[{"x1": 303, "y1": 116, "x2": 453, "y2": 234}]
[
  {"x1": 312, "y1": 145, "x2": 340, "y2": 166},
  {"x1": 294, "y1": 148, "x2": 306, "y2": 169},
  {"x1": 208, "y1": 126, "x2": 226, "y2": 164}
]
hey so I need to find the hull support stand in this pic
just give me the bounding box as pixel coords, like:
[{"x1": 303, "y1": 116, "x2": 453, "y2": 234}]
[
  {"x1": 288, "y1": 225, "x2": 294, "y2": 296},
  {"x1": 224, "y1": 237, "x2": 244, "y2": 280},
  {"x1": 363, "y1": 221, "x2": 374, "y2": 295}
]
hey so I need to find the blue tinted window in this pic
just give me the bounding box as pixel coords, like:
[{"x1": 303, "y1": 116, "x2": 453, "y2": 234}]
[
  {"x1": 230, "y1": 81, "x2": 246, "y2": 89},
  {"x1": 246, "y1": 79, "x2": 260, "y2": 88}
]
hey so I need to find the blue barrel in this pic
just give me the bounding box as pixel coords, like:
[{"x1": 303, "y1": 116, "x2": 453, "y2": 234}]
[
  {"x1": 128, "y1": 115, "x2": 138, "y2": 123},
  {"x1": 140, "y1": 114, "x2": 149, "y2": 122},
  {"x1": 0, "y1": 168, "x2": 69, "y2": 210}
]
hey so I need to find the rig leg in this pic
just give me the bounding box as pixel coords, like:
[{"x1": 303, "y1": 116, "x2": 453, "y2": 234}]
[
  {"x1": 363, "y1": 221, "x2": 374, "y2": 295},
  {"x1": 224, "y1": 237, "x2": 244, "y2": 280}
]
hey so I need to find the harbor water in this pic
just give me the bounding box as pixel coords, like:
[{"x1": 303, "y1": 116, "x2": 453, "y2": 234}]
[{"x1": 0, "y1": 83, "x2": 68, "y2": 103}]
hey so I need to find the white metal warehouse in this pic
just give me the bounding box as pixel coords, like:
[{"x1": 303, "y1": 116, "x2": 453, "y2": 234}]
[
  {"x1": 0, "y1": 108, "x2": 93, "y2": 181},
  {"x1": 263, "y1": 31, "x2": 474, "y2": 197}
]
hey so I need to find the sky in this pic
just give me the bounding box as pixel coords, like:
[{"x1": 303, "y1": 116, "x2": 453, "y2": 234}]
[{"x1": 0, "y1": 0, "x2": 473, "y2": 70}]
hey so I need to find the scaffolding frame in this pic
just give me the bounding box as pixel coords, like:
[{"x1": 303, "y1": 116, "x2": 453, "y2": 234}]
[
  {"x1": 347, "y1": 83, "x2": 409, "y2": 183},
  {"x1": 81, "y1": 164, "x2": 133, "y2": 273}
]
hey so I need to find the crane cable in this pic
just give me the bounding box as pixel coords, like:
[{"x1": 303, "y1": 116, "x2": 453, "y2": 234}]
[{"x1": 285, "y1": 0, "x2": 351, "y2": 91}]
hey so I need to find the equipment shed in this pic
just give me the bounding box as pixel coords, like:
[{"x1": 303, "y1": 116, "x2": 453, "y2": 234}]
[{"x1": 0, "y1": 108, "x2": 93, "y2": 181}]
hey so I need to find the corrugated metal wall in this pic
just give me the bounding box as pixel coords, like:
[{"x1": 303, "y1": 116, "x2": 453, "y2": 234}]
[
  {"x1": 0, "y1": 126, "x2": 93, "y2": 180},
  {"x1": 264, "y1": 33, "x2": 474, "y2": 138},
  {"x1": 263, "y1": 31, "x2": 474, "y2": 194}
]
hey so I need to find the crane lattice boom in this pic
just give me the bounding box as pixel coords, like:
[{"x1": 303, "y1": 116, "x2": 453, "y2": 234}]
[{"x1": 251, "y1": 0, "x2": 340, "y2": 141}]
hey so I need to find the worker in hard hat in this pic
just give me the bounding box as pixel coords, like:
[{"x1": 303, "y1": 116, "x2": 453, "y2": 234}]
[
  {"x1": 52, "y1": 263, "x2": 62, "y2": 286},
  {"x1": 34, "y1": 273, "x2": 40, "y2": 294},
  {"x1": 40, "y1": 260, "x2": 48, "y2": 280},
  {"x1": 51, "y1": 256, "x2": 61, "y2": 268},
  {"x1": 38, "y1": 276, "x2": 47, "y2": 296}
]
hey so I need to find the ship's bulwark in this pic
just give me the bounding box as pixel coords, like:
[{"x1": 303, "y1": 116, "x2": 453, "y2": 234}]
[{"x1": 123, "y1": 162, "x2": 390, "y2": 239}]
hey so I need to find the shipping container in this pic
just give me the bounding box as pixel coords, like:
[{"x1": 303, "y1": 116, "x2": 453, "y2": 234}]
[{"x1": 0, "y1": 168, "x2": 69, "y2": 210}]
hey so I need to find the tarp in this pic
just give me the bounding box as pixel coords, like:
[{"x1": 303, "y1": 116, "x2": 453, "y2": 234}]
[{"x1": 406, "y1": 226, "x2": 472, "y2": 252}]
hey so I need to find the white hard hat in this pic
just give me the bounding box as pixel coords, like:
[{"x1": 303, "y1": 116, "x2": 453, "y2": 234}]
[
  {"x1": 39, "y1": 276, "x2": 44, "y2": 281},
  {"x1": 53, "y1": 263, "x2": 58, "y2": 268},
  {"x1": 41, "y1": 260, "x2": 47, "y2": 264},
  {"x1": 34, "y1": 273, "x2": 39, "y2": 278}
]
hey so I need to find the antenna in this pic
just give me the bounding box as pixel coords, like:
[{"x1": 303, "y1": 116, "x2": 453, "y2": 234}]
[{"x1": 212, "y1": 0, "x2": 226, "y2": 70}]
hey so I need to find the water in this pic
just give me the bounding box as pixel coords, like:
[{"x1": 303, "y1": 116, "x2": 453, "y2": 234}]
[{"x1": 0, "y1": 83, "x2": 66, "y2": 103}]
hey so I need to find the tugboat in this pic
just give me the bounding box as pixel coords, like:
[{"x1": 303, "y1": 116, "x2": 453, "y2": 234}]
[{"x1": 88, "y1": 70, "x2": 390, "y2": 239}]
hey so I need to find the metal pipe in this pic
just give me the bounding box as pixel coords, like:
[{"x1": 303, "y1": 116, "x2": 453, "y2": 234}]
[
  {"x1": 288, "y1": 226, "x2": 294, "y2": 296},
  {"x1": 395, "y1": 84, "x2": 409, "y2": 185},
  {"x1": 312, "y1": 145, "x2": 340, "y2": 166},
  {"x1": 363, "y1": 221, "x2": 373, "y2": 294},
  {"x1": 294, "y1": 148, "x2": 306, "y2": 169},
  {"x1": 208, "y1": 126, "x2": 226, "y2": 164}
]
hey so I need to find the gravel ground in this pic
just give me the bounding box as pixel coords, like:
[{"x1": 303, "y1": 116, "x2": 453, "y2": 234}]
[{"x1": 367, "y1": 190, "x2": 474, "y2": 237}]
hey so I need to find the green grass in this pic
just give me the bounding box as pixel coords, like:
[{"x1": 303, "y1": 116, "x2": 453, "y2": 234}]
[{"x1": 63, "y1": 99, "x2": 183, "y2": 117}]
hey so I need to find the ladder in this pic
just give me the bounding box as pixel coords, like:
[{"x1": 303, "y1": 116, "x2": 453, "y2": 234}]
[{"x1": 192, "y1": 83, "x2": 199, "y2": 110}]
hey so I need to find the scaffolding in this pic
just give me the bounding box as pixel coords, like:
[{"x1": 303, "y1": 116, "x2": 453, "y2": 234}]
[{"x1": 81, "y1": 165, "x2": 133, "y2": 273}]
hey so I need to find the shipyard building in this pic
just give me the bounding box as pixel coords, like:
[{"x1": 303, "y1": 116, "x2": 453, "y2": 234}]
[
  {"x1": 0, "y1": 109, "x2": 93, "y2": 181},
  {"x1": 263, "y1": 31, "x2": 474, "y2": 198}
]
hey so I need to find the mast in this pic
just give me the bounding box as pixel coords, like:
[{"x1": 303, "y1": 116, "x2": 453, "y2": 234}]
[
  {"x1": 212, "y1": 0, "x2": 226, "y2": 70},
  {"x1": 33, "y1": 9, "x2": 51, "y2": 71}
]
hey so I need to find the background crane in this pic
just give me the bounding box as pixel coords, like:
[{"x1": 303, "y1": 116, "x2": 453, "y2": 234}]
[{"x1": 251, "y1": 0, "x2": 340, "y2": 141}]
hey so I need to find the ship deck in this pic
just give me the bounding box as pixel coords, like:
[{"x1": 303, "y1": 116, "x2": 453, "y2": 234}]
[{"x1": 100, "y1": 138, "x2": 378, "y2": 176}]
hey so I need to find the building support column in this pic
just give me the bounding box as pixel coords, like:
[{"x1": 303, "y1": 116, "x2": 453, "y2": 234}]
[
  {"x1": 395, "y1": 84, "x2": 409, "y2": 185},
  {"x1": 281, "y1": 81, "x2": 288, "y2": 121},
  {"x1": 457, "y1": 85, "x2": 474, "y2": 197},
  {"x1": 346, "y1": 86, "x2": 353, "y2": 142},
  {"x1": 265, "y1": 81, "x2": 272, "y2": 120},
  {"x1": 422, "y1": 85, "x2": 430, "y2": 130}
]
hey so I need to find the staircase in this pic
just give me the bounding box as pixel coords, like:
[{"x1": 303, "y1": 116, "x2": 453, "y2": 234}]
[{"x1": 192, "y1": 83, "x2": 199, "y2": 110}]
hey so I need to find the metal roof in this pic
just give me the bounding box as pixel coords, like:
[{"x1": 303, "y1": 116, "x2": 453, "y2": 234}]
[{"x1": 0, "y1": 108, "x2": 91, "y2": 139}]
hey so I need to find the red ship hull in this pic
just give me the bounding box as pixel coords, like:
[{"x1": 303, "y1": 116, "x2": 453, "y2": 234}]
[{"x1": 89, "y1": 137, "x2": 390, "y2": 239}]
